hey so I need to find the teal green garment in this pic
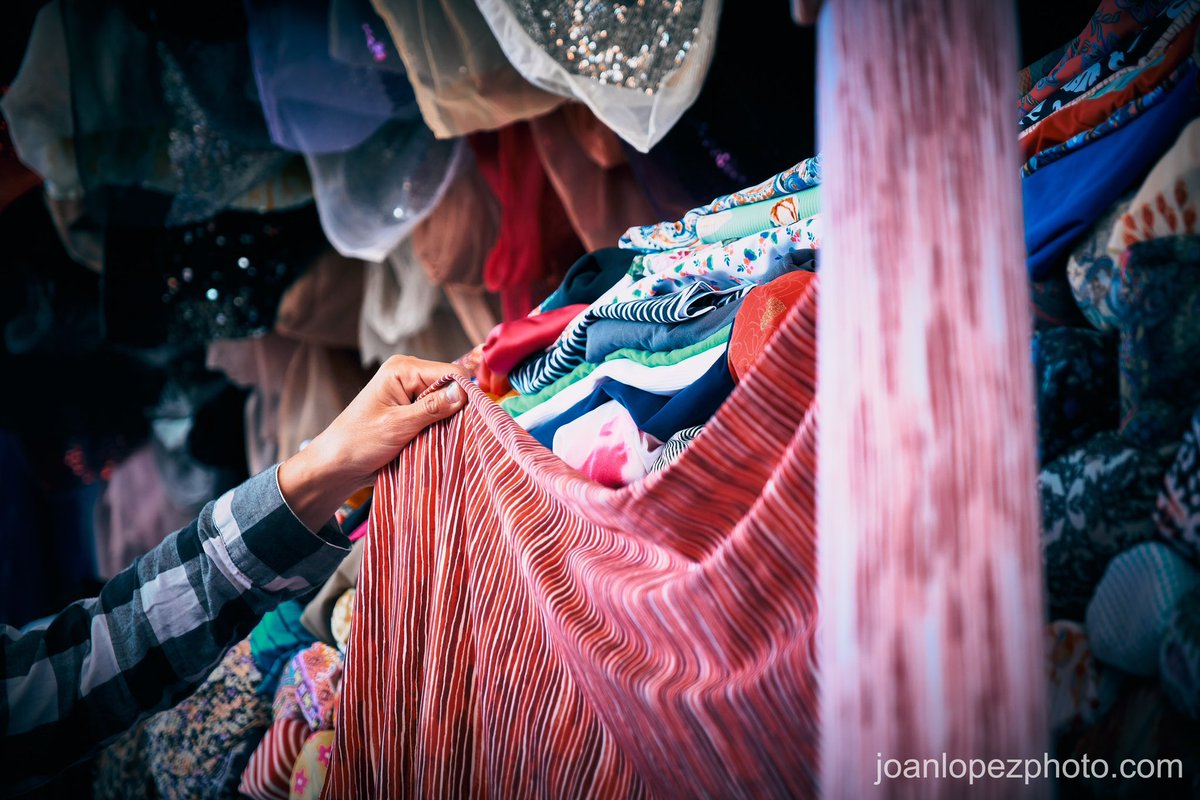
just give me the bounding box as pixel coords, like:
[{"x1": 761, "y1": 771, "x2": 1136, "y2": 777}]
[
  {"x1": 501, "y1": 325, "x2": 732, "y2": 417},
  {"x1": 249, "y1": 600, "x2": 317, "y2": 697},
  {"x1": 697, "y1": 186, "x2": 821, "y2": 244}
]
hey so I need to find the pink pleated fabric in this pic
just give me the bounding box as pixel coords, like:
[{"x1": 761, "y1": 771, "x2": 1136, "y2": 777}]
[{"x1": 325, "y1": 279, "x2": 820, "y2": 798}]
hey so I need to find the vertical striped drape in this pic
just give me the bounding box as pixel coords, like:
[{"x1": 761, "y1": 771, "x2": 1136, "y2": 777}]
[{"x1": 815, "y1": 1, "x2": 1047, "y2": 797}]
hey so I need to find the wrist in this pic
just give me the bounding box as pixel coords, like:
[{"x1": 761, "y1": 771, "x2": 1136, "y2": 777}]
[{"x1": 278, "y1": 436, "x2": 362, "y2": 533}]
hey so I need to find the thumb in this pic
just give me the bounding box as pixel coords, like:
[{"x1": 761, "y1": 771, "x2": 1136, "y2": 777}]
[{"x1": 408, "y1": 380, "x2": 466, "y2": 427}]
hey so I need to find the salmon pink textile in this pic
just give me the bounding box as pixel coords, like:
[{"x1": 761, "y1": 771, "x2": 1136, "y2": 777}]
[{"x1": 325, "y1": 280, "x2": 820, "y2": 798}]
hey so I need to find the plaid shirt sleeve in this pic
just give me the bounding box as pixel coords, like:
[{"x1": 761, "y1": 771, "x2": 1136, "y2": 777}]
[{"x1": 0, "y1": 464, "x2": 351, "y2": 786}]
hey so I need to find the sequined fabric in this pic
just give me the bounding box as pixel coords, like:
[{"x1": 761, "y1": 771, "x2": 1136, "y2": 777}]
[{"x1": 509, "y1": 0, "x2": 703, "y2": 94}]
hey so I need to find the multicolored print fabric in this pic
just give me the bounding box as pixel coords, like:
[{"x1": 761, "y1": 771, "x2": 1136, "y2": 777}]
[{"x1": 618, "y1": 155, "x2": 821, "y2": 252}]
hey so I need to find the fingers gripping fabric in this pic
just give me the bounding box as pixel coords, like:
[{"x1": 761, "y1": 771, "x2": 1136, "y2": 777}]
[{"x1": 325, "y1": 281, "x2": 820, "y2": 798}]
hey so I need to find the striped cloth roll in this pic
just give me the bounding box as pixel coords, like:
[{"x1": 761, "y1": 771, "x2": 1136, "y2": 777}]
[{"x1": 325, "y1": 278, "x2": 820, "y2": 798}]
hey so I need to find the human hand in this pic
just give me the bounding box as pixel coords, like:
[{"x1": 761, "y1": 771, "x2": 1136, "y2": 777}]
[{"x1": 278, "y1": 355, "x2": 468, "y2": 531}]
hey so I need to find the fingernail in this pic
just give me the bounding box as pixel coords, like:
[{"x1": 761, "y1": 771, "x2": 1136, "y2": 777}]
[{"x1": 441, "y1": 382, "x2": 462, "y2": 404}]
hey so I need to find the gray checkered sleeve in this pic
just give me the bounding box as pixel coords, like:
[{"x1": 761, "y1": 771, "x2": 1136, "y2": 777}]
[{"x1": 0, "y1": 464, "x2": 350, "y2": 789}]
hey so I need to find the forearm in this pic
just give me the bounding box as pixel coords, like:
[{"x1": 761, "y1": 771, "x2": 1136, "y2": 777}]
[{"x1": 0, "y1": 466, "x2": 350, "y2": 786}]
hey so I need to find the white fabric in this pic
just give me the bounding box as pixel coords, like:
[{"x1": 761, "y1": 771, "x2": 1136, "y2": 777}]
[
  {"x1": 474, "y1": 0, "x2": 722, "y2": 152},
  {"x1": 1, "y1": 1, "x2": 80, "y2": 199},
  {"x1": 358, "y1": 240, "x2": 439, "y2": 366},
  {"x1": 513, "y1": 342, "x2": 726, "y2": 431},
  {"x1": 305, "y1": 124, "x2": 463, "y2": 262},
  {"x1": 551, "y1": 400, "x2": 662, "y2": 485}
]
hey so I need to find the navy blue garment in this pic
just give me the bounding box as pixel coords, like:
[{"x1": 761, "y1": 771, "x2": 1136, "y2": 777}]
[
  {"x1": 539, "y1": 248, "x2": 638, "y2": 313},
  {"x1": 1023, "y1": 63, "x2": 1200, "y2": 281},
  {"x1": 528, "y1": 349, "x2": 735, "y2": 447}
]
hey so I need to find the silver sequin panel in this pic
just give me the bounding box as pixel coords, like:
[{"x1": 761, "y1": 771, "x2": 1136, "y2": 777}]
[{"x1": 511, "y1": 0, "x2": 703, "y2": 94}]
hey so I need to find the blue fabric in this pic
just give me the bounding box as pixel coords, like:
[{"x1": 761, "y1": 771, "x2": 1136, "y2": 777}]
[
  {"x1": 528, "y1": 350, "x2": 735, "y2": 446},
  {"x1": 586, "y1": 295, "x2": 746, "y2": 364},
  {"x1": 1023, "y1": 63, "x2": 1200, "y2": 281}
]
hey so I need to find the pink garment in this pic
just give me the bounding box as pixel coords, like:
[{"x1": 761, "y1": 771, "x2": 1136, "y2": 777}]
[
  {"x1": 93, "y1": 443, "x2": 195, "y2": 579},
  {"x1": 551, "y1": 401, "x2": 662, "y2": 488}
]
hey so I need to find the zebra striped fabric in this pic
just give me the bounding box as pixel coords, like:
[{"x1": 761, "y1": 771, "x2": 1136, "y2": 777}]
[
  {"x1": 650, "y1": 425, "x2": 704, "y2": 472},
  {"x1": 507, "y1": 280, "x2": 749, "y2": 396},
  {"x1": 325, "y1": 278, "x2": 820, "y2": 798}
]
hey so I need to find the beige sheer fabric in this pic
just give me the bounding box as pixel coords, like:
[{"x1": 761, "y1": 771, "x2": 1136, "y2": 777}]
[{"x1": 367, "y1": 0, "x2": 562, "y2": 138}]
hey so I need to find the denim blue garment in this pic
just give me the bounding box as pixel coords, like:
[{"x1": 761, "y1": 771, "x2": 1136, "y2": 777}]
[
  {"x1": 527, "y1": 350, "x2": 734, "y2": 447},
  {"x1": 585, "y1": 294, "x2": 746, "y2": 364},
  {"x1": 1023, "y1": 63, "x2": 1200, "y2": 280}
]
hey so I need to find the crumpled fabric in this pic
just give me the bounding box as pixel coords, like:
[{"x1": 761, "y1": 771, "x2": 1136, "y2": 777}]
[
  {"x1": 1156, "y1": 405, "x2": 1200, "y2": 565},
  {"x1": 239, "y1": 717, "x2": 311, "y2": 800},
  {"x1": 1161, "y1": 582, "x2": 1200, "y2": 718},
  {"x1": 1031, "y1": 327, "x2": 1120, "y2": 465},
  {"x1": 249, "y1": 600, "x2": 319, "y2": 698},
  {"x1": 473, "y1": 0, "x2": 721, "y2": 151},
  {"x1": 1067, "y1": 195, "x2": 1133, "y2": 332},
  {"x1": 366, "y1": 0, "x2": 562, "y2": 138},
  {"x1": 1040, "y1": 432, "x2": 1173, "y2": 621}
]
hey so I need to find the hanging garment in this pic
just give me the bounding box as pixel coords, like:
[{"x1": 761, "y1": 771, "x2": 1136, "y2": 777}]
[
  {"x1": 1022, "y1": 62, "x2": 1200, "y2": 280},
  {"x1": 1107, "y1": 117, "x2": 1200, "y2": 259},
  {"x1": 473, "y1": 0, "x2": 720, "y2": 152},
  {"x1": 366, "y1": 0, "x2": 562, "y2": 138},
  {"x1": 620, "y1": 155, "x2": 822, "y2": 252},
  {"x1": 1017, "y1": 0, "x2": 1174, "y2": 115},
  {"x1": 274, "y1": 249, "x2": 365, "y2": 350},
  {"x1": 528, "y1": 104, "x2": 659, "y2": 250},
  {"x1": 1, "y1": 1, "x2": 78, "y2": 200},
  {"x1": 411, "y1": 148, "x2": 500, "y2": 287},
  {"x1": 305, "y1": 122, "x2": 461, "y2": 262},
  {"x1": 277, "y1": 345, "x2": 371, "y2": 460},
  {"x1": 1018, "y1": 9, "x2": 1199, "y2": 159},
  {"x1": 324, "y1": 278, "x2": 820, "y2": 797},
  {"x1": 244, "y1": 0, "x2": 418, "y2": 155},
  {"x1": 92, "y1": 442, "x2": 196, "y2": 580},
  {"x1": 470, "y1": 123, "x2": 584, "y2": 320},
  {"x1": 207, "y1": 333, "x2": 298, "y2": 476},
  {"x1": 328, "y1": 0, "x2": 406, "y2": 72},
  {"x1": 102, "y1": 202, "x2": 326, "y2": 348}
]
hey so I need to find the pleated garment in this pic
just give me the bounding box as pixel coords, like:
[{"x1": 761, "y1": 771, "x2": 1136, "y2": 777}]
[{"x1": 325, "y1": 278, "x2": 820, "y2": 798}]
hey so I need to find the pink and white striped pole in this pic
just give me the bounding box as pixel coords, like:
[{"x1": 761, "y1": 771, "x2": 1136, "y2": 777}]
[{"x1": 815, "y1": 1, "x2": 1047, "y2": 797}]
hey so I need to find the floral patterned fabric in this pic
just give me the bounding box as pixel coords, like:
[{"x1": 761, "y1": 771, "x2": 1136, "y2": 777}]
[
  {"x1": 93, "y1": 718, "x2": 156, "y2": 800},
  {"x1": 1108, "y1": 117, "x2": 1200, "y2": 260},
  {"x1": 143, "y1": 640, "x2": 273, "y2": 800},
  {"x1": 618, "y1": 155, "x2": 821, "y2": 252},
  {"x1": 288, "y1": 642, "x2": 344, "y2": 731},
  {"x1": 1040, "y1": 432, "x2": 1172, "y2": 620},
  {"x1": 1032, "y1": 327, "x2": 1120, "y2": 465},
  {"x1": 1046, "y1": 621, "x2": 1111, "y2": 735},
  {"x1": 289, "y1": 731, "x2": 335, "y2": 800},
  {"x1": 1021, "y1": 60, "x2": 1190, "y2": 178},
  {"x1": 1156, "y1": 405, "x2": 1200, "y2": 564},
  {"x1": 1161, "y1": 582, "x2": 1200, "y2": 717},
  {"x1": 1113, "y1": 235, "x2": 1200, "y2": 449},
  {"x1": 1017, "y1": 0, "x2": 1174, "y2": 115},
  {"x1": 1018, "y1": 1, "x2": 1184, "y2": 130},
  {"x1": 1067, "y1": 195, "x2": 1134, "y2": 331}
]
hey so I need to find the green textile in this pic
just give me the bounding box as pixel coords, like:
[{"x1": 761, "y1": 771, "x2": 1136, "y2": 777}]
[
  {"x1": 696, "y1": 186, "x2": 821, "y2": 244},
  {"x1": 501, "y1": 326, "x2": 732, "y2": 417}
]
